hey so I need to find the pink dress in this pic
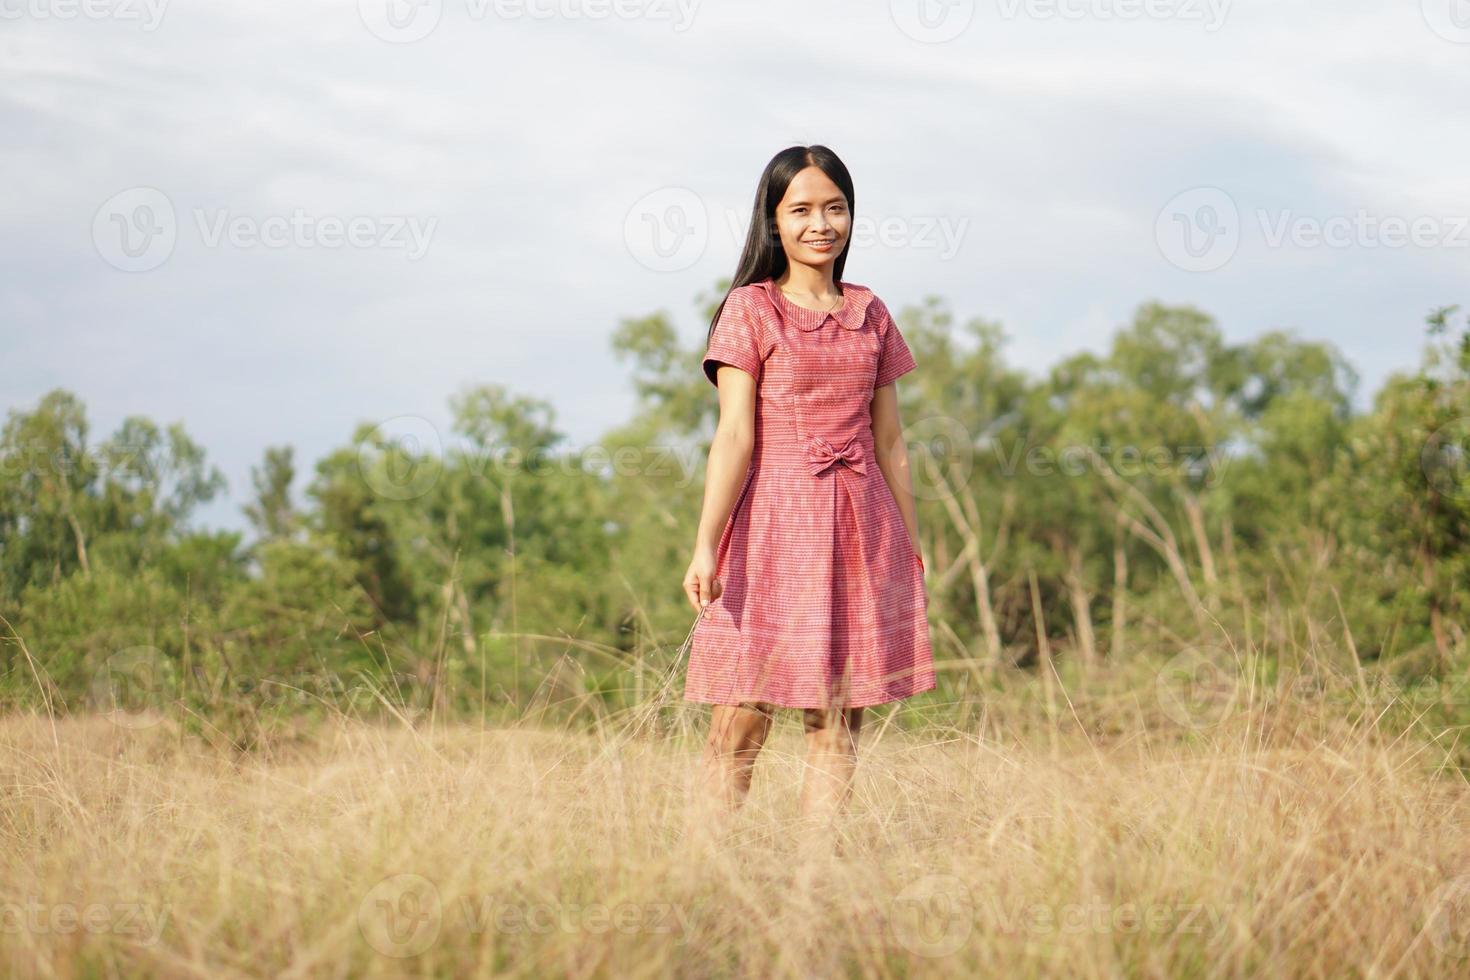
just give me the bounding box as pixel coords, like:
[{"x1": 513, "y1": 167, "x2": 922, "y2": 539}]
[{"x1": 684, "y1": 276, "x2": 937, "y2": 709}]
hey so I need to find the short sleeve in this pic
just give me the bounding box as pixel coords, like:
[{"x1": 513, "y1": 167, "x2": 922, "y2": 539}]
[
  {"x1": 702, "y1": 287, "x2": 764, "y2": 387},
  {"x1": 873, "y1": 299, "x2": 917, "y2": 388}
]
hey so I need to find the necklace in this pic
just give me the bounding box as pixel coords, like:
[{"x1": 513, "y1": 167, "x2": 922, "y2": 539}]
[{"x1": 778, "y1": 283, "x2": 844, "y2": 314}]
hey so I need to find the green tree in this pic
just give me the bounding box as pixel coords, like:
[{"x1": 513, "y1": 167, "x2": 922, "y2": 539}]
[
  {"x1": 0, "y1": 389, "x2": 224, "y2": 604},
  {"x1": 243, "y1": 445, "x2": 301, "y2": 544}
]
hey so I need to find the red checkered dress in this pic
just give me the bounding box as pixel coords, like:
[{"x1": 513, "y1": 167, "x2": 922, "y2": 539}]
[{"x1": 685, "y1": 276, "x2": 937, "y2": 709}]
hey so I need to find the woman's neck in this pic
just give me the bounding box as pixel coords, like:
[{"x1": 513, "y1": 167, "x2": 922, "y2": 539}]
[{"x1": 776, "y1": 265, "x2": 839, "y2": 298}]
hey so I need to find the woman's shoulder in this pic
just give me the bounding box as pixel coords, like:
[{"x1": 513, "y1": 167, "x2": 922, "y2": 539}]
[
  {"x1": 734, "y1": 278, "x2": 777, "y2": 306},
  {"x1": 728, "y1": 281, "x2": 787, "y2": 332},
  {"x1": 714, "y1": 283, "x2": 777, "y2": 350},
  {"x1": 840, "y1": 280, "x2": 892, "y2": 329},
  {"x1": 841, "y1": 280, "x2": 883, "y2": 305}
]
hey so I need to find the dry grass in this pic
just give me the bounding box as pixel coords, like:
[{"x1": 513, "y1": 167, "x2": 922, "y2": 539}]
[{"x1": 4, "y1": 677, "x2": 1470, "y2": 979}]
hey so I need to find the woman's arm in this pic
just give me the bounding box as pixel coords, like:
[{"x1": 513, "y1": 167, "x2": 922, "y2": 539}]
[
  {"x1": 870, "y1": 381, "x2": 921, "y2": 557},
  {"x1": 684, "y1": 365, "x2": 756, "y2": 612}
]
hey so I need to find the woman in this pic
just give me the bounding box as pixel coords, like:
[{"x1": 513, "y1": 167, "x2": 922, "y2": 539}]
[{"x1": 681, "y1": 145, "x2": 936, "y2": 844}]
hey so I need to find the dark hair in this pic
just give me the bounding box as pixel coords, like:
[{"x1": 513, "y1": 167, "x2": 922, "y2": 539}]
[{"x1": 705, "y1": 145, "x2": 856, "y2": 348}]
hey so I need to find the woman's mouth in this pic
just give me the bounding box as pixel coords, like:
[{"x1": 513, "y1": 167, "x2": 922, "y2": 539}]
[{"x1": 805, "y1": 239, "x2": 835, "y2": 252}]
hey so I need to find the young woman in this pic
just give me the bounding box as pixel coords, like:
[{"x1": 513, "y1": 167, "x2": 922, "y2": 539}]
[{"x1": 681, "y1": 145, "x2": 936, "y2": 843}]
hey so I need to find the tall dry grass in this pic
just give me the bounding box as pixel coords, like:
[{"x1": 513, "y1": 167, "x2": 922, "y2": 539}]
[
  {"x1": 2, "y1": 587, "x2": 1470, "y2": 975},
  {"x1": 4, "y1": 633, "x2": 1470, "y2": 980}
]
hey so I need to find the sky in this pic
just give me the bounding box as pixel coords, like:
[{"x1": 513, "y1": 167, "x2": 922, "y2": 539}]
[{"x1": 3, "y1": 0, "x2": 1468, "y2": 538}]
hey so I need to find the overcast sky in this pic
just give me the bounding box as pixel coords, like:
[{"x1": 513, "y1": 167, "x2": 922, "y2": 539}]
[{"x1": 4, "y1": 0, "x2": 1468, "y2": 537}]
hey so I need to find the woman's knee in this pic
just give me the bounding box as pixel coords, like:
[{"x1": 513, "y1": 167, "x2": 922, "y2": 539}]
[
  {"x1": 802, "y1": 705, "x2": 863, "y2": 736},
  {"x1": 707, "y1": 702, "x2": 774, "y2": 752}
]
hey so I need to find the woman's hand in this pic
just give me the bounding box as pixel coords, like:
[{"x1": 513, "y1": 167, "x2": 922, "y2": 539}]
[{"x1": 683, "y1": 546, "x2": 723, "y2": 615}]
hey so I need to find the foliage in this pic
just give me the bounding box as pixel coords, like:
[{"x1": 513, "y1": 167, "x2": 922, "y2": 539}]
[{"x1": 2, "y1": 294, "x2": 1467, "y2": 733}]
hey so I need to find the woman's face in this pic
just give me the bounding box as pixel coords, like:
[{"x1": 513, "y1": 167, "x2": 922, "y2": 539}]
[{"x1": 773, "y1": 166, "x2": 851, "y2": 270}]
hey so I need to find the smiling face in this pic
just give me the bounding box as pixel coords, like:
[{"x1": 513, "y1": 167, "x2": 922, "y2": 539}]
[{"x1": 773, "y1": 165, "x2": 851, "y2": 270}]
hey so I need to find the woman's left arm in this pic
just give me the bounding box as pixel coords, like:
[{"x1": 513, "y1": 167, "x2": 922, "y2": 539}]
[{"x1": 870, "y1": 381, "x2": 921, "y2": 558}]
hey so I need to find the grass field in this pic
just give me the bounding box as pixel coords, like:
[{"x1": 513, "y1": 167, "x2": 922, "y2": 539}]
[{"x1": 5, "y1": 663, "x2": 1470, "y2": 979}]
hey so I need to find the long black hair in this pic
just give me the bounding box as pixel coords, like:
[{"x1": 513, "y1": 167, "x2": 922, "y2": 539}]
[{"x1": 705, "y1": 145, "x2": 856, "y2": 348}]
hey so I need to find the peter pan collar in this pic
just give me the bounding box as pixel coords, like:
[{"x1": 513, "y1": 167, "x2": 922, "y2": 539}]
[{"x1": 752, "y1": 277, "x2": 875, "y2": 332}]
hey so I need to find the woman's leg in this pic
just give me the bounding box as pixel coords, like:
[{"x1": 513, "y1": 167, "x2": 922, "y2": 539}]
[
  {"x1": 686, "y1": 701, "x2": 775, "y2": 838},
  {"x1": 798, "y1": 705, "x2": 864, "y2": 827}
]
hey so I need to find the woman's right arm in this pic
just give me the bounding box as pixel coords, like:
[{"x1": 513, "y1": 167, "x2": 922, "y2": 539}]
[{"x1": 684, "y1": 365, "x2": 757, "y2": 614}]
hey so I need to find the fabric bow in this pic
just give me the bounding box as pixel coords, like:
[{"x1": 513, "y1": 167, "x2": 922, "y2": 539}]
[{"x1": 806, "y1": 435, "x2": 867, "y2": 476}]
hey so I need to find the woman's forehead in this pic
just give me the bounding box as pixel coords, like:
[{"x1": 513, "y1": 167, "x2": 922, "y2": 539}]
[{"x1": 780, "y1": 176, "x2": 846, "y2": 208}]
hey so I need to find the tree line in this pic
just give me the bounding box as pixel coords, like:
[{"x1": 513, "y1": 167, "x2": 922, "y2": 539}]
[{"x1": 2, "y1": 285, "x2": 1466, "y2": 742}]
